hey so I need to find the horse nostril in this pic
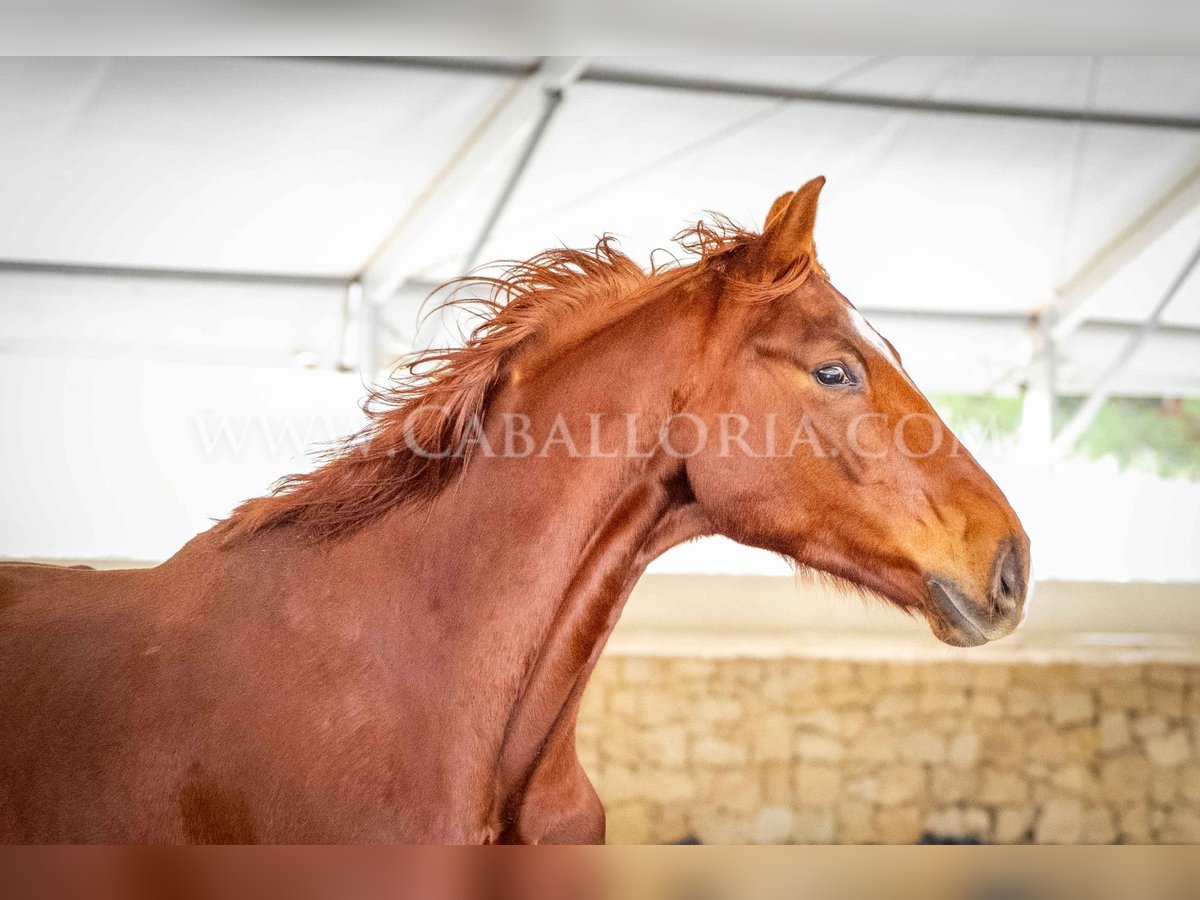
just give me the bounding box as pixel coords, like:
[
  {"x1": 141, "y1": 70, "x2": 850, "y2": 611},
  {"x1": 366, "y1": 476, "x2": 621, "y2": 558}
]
[{"x1": 992, "y1": 540, "x2": 1026, "y2": 612}]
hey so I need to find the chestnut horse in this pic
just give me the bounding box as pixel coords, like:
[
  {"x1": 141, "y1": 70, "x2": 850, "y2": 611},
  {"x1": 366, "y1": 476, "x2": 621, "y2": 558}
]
[{"x1": 0, "y1": 178, "x2": 1029, "y2": 843}]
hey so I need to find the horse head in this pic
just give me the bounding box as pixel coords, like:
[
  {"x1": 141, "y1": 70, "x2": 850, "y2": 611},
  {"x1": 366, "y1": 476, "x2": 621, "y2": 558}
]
[{"x1": 684, "y1": 177, "x2": 1030, "y2": 646}]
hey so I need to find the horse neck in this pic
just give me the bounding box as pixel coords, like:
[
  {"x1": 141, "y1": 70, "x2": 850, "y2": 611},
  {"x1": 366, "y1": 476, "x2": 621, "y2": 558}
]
[
  {"x1": 348, "y1": 287, "x2": 716, "y2": 801},
  {"x1": 396, "y1": 293, "x2": 708, "y2": 639}
]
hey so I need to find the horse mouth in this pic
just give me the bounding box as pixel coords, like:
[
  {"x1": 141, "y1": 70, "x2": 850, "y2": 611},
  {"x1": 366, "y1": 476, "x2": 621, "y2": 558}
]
[{"x1": 925, "y1": 577, "x2": 989, "y2": 648}]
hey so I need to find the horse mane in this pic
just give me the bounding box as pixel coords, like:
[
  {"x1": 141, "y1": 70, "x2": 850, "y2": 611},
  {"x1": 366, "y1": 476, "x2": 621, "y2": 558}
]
[{"x1": 218, "y1": 215, "x2": 820, "y2": 542}]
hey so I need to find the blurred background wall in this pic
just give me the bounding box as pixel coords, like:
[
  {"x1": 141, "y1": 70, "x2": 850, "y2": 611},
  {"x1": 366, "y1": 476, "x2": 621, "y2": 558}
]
[{"x1": 580, "y1": 653, "x2": 1200, "y2": 844}]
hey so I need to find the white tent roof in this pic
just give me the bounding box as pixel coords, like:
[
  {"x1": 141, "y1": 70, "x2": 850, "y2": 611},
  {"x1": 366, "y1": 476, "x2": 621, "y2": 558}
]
[
  {"x1": 5, "y1": 56, "x2": 1199, "y2": 393},
  {"x1": 1, "y1": 57, "x2": 1197, "y2": 308}
]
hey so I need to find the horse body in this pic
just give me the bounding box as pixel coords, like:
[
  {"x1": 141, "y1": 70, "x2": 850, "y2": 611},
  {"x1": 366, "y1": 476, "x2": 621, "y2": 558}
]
[
  {"x1": 0, "y1": 284, "x2": 715, "y2": 842},
  {"x1": 0, "y1": 494, "x2": 633, "y2": 842},
  {"x1": 0, "y1": 544, "x2": 421, "y2": 842},
  {"x1": 0, "y1": 179, "x2": 1031, "y2": 842}
]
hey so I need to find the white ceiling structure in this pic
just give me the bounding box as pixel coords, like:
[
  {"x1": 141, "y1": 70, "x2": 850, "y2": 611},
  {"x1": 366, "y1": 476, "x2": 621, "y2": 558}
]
[
  {"x1": 2, "y1": 56, "x2": 1200, "y2": 394},
  {"x1": 2, "y1": 56, "x2": 1200, "y2": 580}
]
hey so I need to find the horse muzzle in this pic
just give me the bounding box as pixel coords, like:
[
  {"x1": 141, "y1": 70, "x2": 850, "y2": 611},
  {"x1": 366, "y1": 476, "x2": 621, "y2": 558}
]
[{"x1": 924, "y1": 538, "x2": 1030, "y2": 647}]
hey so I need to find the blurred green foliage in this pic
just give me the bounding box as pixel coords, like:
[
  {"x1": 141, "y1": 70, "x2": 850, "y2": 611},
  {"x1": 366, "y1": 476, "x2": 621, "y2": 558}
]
[{"x1": 931, "y1": 394, "x2": 1200, "y2": 480}]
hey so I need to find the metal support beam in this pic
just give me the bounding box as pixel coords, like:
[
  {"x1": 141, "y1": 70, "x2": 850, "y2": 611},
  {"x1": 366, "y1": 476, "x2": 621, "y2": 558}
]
[
  {"x1": 348, "y1": 57, "x2": 585, "y2": 382},
  {"x1": 462, "y1": 83, "x2": 565, "y2": 272},
  {"x1": 16, "y1": 261, "x2": 1197, "y2": 348},
  {"x1": 1051, "y1": 157, "x2": 1200, "y2": 343},
  {"x1": 1018, "y1": 315, "x2": 1057, "y2": 469},
  {"x1": 356, "y1": 57, "x2": 586, "y2": 306},
  {"x1": 357, "y1": 286, "x2": 382, "y2": 383},
  {"x1": 328, "y1": 57, "x2": 1200, "y2": 133},
  {"x1": 0, "y1": 258, "x2": 346, "y2": 289},
  {"x1": 1053, "y1": 236, "x2": 1200, "y2": 457},
  {"x1": 3, "y1": 260, "x2": 1199, "y2": 391},
  {"x1": 989, "y1": 156, "x2": 1200, "y2": 394},
  {"x1": 338, "y1": 278, "x2": 364, "y2": 374},
  {"x1": 583, "y1": 65, "x2": 1200, "y2": 134}
]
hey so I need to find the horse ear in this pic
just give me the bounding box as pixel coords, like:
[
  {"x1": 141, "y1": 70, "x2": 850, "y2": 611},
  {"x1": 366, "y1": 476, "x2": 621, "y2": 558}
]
[
  {"x1": 761, "y1": 176, "x2": 825, "y2": 277},
  {"x1": 764, "y1": 190, "x2": 795, "y2": 231}
]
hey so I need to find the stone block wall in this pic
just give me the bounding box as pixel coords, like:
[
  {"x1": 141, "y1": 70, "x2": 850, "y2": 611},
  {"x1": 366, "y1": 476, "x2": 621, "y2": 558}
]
[{"x1": 575, "y1": 656, "x2": 1200, "y2": 843}]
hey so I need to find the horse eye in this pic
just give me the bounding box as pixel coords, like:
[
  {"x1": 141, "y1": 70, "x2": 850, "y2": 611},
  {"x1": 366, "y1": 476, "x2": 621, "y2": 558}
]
[{"x1": 814, "y1": 364, "x2": 853, "y2": 387}]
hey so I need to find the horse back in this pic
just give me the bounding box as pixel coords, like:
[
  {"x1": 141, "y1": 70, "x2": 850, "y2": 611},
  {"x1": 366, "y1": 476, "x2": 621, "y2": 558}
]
[
  {"x1": 0, "y1": 560, "x2": 171, "y2": 841},
  {"x1": 0, "y1": 560, "x2": 137, "y2": 624}
]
